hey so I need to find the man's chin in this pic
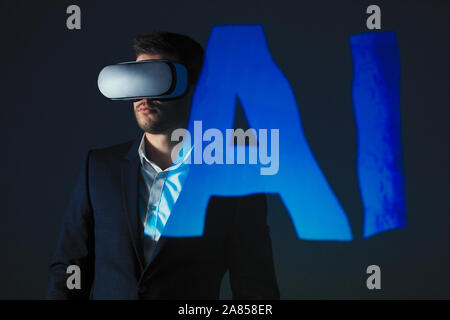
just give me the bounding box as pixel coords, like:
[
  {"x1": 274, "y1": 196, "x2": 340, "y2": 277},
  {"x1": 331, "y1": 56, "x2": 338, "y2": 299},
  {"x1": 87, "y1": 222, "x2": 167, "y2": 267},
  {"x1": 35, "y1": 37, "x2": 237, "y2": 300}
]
[
  {"x1": 137, "y1": 120, "x2": 167, "y2": 134},
  {"x1": 136, "y1": 113, "x2": 157, "y2": 126}
]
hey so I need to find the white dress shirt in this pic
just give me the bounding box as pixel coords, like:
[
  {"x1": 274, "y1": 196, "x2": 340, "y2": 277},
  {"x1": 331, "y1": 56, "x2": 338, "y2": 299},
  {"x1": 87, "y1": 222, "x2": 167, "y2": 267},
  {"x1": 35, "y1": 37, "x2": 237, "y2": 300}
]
[{"x1": 137, "y1": 134, "x2": 191, "y2": 265}]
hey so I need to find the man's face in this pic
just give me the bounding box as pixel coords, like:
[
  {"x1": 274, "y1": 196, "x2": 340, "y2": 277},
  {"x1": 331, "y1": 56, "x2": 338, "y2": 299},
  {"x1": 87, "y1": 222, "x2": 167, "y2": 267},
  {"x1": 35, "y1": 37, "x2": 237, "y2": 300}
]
[{"x1": 133, "y1": 53, "x2": 192, "y2": 134}]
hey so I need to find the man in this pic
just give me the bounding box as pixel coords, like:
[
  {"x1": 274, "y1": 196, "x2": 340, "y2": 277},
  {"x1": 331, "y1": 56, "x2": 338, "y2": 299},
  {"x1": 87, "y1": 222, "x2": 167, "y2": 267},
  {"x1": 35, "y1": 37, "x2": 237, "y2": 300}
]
[{"x1": 47, "y1": 31, "x2": 279, "y2": 299}]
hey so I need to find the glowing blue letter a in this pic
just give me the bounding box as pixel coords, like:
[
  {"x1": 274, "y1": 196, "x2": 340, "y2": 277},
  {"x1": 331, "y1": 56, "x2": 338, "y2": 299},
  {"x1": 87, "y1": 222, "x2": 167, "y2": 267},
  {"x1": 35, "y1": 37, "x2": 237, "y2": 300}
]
[{"x1": 166, "y1": 25, "x2": 353, "y2": 241}]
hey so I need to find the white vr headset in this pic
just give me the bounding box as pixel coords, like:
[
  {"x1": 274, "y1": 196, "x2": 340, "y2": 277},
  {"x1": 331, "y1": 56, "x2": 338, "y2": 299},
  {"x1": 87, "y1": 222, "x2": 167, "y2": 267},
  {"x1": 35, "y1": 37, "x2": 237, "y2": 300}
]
[{"x1": 98, "y1": 59, "x2": 188, "y2": 100}]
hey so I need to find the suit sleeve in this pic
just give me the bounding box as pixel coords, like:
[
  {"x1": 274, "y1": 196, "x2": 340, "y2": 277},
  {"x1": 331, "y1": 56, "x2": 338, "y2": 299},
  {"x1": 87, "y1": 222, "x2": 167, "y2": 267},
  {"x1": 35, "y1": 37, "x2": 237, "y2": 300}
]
[
  {"x1": 227, "y1": 193, "x2": 280, "y2": 299},
  {"x1": 46, "y1": 151, "x2": 95, "y2": 299}
]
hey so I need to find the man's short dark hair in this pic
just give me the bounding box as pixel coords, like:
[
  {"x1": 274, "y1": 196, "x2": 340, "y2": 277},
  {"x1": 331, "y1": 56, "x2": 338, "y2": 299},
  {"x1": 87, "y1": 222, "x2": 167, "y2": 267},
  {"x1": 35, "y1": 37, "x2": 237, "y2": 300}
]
[{"x1": 133, "y1": 31, "x2": 205, "y2": 86}]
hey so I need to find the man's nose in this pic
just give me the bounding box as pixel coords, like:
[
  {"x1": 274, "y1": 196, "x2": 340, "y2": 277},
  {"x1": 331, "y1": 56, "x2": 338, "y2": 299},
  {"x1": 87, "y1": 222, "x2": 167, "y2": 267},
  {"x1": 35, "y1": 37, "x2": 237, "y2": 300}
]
[{"x1": 139, "y1": 98, "x2": 150, "y2": 105}]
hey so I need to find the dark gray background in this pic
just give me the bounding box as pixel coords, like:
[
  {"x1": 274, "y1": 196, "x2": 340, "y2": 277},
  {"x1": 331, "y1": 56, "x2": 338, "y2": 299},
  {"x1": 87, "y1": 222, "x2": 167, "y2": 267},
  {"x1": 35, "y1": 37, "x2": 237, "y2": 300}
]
[{"x1": 1, "y1": 0, "x2": 449, "y2": 299}]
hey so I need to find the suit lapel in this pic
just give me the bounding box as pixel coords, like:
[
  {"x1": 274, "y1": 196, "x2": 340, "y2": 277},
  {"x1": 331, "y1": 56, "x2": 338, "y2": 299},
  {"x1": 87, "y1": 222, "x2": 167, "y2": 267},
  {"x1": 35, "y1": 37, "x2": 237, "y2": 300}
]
[
  {"x1": 120, "y1": 139, "x2": 144, "y2": 272},
  {"x1": 145, "y1": 235, "x2": 168, "y2": 271}
]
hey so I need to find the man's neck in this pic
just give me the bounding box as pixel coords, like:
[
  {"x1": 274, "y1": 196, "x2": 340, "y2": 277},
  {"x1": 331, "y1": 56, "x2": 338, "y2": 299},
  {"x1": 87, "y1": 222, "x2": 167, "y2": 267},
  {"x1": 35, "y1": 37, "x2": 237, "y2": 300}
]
[{"x1": 143, "y1": 132, "x2": 175, "y2": 171}]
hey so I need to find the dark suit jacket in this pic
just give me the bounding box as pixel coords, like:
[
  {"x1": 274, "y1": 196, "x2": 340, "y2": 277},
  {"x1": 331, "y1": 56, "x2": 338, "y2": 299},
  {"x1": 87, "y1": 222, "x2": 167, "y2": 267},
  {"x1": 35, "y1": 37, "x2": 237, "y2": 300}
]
[{"x1": 47, "y1": 138, "x2": 279, "y2": 299}]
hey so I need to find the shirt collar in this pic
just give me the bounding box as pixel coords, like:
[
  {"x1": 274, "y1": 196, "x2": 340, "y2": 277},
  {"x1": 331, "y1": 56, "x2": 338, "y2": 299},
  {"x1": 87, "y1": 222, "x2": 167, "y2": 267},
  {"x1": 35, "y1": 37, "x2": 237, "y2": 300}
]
[{"x1": 138, "y1": 133, "x2": 192, "y2": 173}]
